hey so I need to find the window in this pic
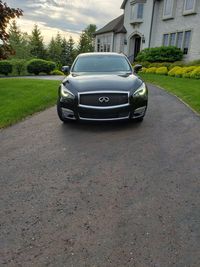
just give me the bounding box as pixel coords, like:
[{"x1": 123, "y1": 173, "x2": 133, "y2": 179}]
[
  {"x1": 163, "y1": 30, "x2": 192, "y2": 55},
  {"x1": 130, "y1": 3, "x2": 144, "y2": 22},
  {"x1": 137, "y1": 3, "x2": 144, "y2": 19},
  {"x1": 183, "y1": 0, "x2": 196, "y2": 15},
  {"x1": 176, "y1": 32, "x2": 183, "y2": 49},
  {"x1": 169, "y1": 33, "x2": 176, "y2": 46},
  {"x1": 130, "y1": 4, "x2": 135, "y2": 19},
  {"x1": 97, "y1": 39, "x2": 100, "y2": 52},
  {"x1": 163, "y1": 0, "x2": 174, "y2": 19},
  {"x1": 183, "y1": 31, "x2": 191, "y2": 54},
  {"x1": 163, "y1": 34, "x2": 169, "y2": 46}
]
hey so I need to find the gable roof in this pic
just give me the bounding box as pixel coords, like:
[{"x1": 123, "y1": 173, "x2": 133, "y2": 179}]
[
  {"x1": 94, "y1": 14, "x2": 127, "y2": 36},
  {"x1": 121, "y1": 0, "x2": 127, "y2": 9}
]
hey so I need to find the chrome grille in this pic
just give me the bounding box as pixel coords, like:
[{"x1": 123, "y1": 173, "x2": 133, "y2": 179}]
[{"x1": 78, "y1": 91, "x2": 129, "y2": 109}]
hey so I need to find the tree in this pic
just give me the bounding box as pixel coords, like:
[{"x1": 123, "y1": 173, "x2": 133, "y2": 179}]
[
  {"x1": 65, "y1": 36, "x2": 76, "y2": 66},
  {"x1": 29, "y1": 24, "x2": 46, "y2": 59},
  {"x1": 47, "y1": 33, "x2": 63, "y2": 66},
  {"x1": 0, "y1": 0, "x2": 23, "y2": 59},
  {"x1": 8, "y1": 20, "x2": 31, "y2": 59},
  {"x1": 78, "y1": 24, "x2": 97, "y2": 54}
]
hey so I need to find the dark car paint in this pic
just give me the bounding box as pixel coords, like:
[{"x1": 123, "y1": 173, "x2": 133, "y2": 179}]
[{"x1": 57, "y1": 54, "x2": 148, "y2": 121}]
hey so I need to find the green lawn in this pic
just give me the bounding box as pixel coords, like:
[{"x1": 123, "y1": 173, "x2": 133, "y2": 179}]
[
  {"x1": 140, "y1": 73, "x2": 200, "y2": 114},
  {"x1": 0, "y1": 78, "x2": 60, "y2": 128}
]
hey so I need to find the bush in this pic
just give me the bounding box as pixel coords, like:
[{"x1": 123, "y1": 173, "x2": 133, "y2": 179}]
[
  {"x1": 0, "y1": 60, "x2": 13, "y2": 76},
  {"x1": 27, "y1": 59, "x2": 56, "y2": 75},
  {"x1": 136, "y1": 46, "x2": 183, "y2": 62},
  {"x1": 185, "y1": 60, "x2": 200, "y2": 66},
  {"x1": 140, "y1": 67, "x2": 147, "y2": 73},
  {"x1": 50, "y1": 70, "x2": 64, "y2": 75},
  {"x1": 10, "y1": 59, "x2": 26, "y2": 76},
  {"x1": 146, "y1": 67, "x2": 157, "y2": 74},
  {"x1": 168, "y1": 66, "x2": 182, "y2": 77},
  {"x1": 182, "y1": 66, "x2": 196, "y2": 78},
  {"x1": 190, "y1": 67, "x2": 200, "y2": 79},
  {"x1": 148, "y1": 62, "x2": 172, "y2": 69},
  {"x1": 156, "y1": 67, "x2": 168, "y2": 75}
]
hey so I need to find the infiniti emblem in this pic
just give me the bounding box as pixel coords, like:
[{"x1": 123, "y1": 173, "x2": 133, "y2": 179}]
[{"x1": 99, "y1": 96, "x2": 110, "y2": 103}]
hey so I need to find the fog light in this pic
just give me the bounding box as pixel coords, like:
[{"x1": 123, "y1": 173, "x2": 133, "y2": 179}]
[
  {"x1": 62, "y1": 108, "x2": 76, "y2": 120},
  {"x1": 133, "y1": 106, "x2": 146, "y2": 118}
]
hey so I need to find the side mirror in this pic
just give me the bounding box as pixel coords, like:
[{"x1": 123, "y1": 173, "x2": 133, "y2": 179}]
[
  {"x1": 133, "y1": 64, "x2": 142, "y2": 74},
  {"x1": 62, "y1": 66, "x2": 70, "y2": 75}
]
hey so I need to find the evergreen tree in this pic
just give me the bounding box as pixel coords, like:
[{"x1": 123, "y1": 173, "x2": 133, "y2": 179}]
[
  {"x1": 78, "y1": 24, "x2": 97, "y2": 54},
  {"x1": 47, "y1": 33, "x2": 63, "y2": 66},
  {"x1": 8, "y1": 20, "x2": 31, "y2": 59},
  {"x1": 65, "y1": 36, "x2": 76, "y2": 66},
  {"x1": 29, "y1": 24, "x2": 46, "y2": 59}
]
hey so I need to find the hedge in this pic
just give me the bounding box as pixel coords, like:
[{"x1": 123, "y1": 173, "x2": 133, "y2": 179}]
[
  {"x1": 27, "y1": 59, "x2": 56, "y2": 75},
  {"x1": 139, "y1": 65, "x2": 200, "y2": 79},
  {"x1": 0, "y1": 61, "x2": 13, "y2": 76},
  {"x1": 136, "y1": 46, "x2": 183, "y2": 62}
]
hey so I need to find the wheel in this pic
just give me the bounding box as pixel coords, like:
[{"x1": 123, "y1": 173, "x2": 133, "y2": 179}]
[{"x1": 57, "y1": 100, "x2": 74, "y2": 123}]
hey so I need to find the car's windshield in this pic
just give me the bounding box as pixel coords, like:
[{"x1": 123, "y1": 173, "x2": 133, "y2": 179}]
[{"x1": 72, "y1": 55, "x2": 132, "y2": 73}]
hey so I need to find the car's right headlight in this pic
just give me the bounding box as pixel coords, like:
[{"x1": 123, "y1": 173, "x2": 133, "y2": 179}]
[
  {"x1": 60, "y1": 84, "x2": 75, "y2": 99},
  {"x1": 133, "y1": 83, "x2": 147, "y2": 97}
]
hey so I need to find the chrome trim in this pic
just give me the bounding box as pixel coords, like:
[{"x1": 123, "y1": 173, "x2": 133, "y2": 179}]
[
  {"x1": 78, "y1": 90, "x2": 130, "y2": 109},
  {"x1": 79, "y1": 114, "x2": 130, "y2": 121}
]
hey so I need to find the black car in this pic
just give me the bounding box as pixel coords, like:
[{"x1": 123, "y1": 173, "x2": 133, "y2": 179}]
[{"x1": 57, "y1": 53, "x2": 148, "y2": 122}]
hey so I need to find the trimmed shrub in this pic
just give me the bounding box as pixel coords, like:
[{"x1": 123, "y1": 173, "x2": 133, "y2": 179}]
[
  {"x1": 174, "y1": 67, "x2": 186, "y2": 78},
  {"x1": 50, "y1": 70, "x2": 64, "y2": 75},
  {"x1": 146, "y1": 67, "x2": 157, "y2": 74},
  {"x1": 190, "y1": 67, "x2": 200, "y2": 79},
  {"x1": 168, "y1": 66, "x2": 182, "y2": 77},
  {"x1": 27, "y1": 59, "x2": 56, "y2": 75},
  {"x1": 140, "y1": 67, "x2": 147, "y2": 73},
  {"x1": 149, "y1": 62, "x2": 171, "y2": 69},
  {"x1": 0, "y1": 60, "x2": 13, "y2": 76},
  {"x1": 182, "y1": 66, "x2": 196, "y2": 78},
  {"x1": 10, "y1": 59, "x2": 26, "y2": 76},
  {"x1": 156, "y1": 67, "x2": 168, "y2": 75},
  {"x1": 136, "y1": 46, "x2": 183, "y2": 62},
  {"x1": 185, "y1": 59, "x2": 200, "y2": 66}
]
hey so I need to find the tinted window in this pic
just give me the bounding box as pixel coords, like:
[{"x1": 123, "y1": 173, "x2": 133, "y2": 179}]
[{"x1": 72, "y1": 55, "x2": 132, "y2": 72}]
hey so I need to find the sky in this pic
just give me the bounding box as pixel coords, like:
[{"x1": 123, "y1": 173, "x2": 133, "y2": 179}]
[{"x1": 6, "y1": 0, "x2": 123, "y2": 44}]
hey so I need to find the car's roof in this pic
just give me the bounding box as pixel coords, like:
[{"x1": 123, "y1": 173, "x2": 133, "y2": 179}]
[{"x1": 78, "y1": 52, "x2": 125, "y2": 58}]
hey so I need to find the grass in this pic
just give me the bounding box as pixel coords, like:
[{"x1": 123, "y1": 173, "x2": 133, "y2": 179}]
[
  {"x1": 0, "y1": 78, "x2": 60, "y2": 128},
  {"x1": 140, "y1": 73, "x2": 200, "y2": 114}
]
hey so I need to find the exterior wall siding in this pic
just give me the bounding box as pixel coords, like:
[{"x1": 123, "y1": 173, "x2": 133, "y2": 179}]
[
  {"x1": 151, "y1": 0, "x2": 200, "y2": 61},
  {"x1": 95, "y1": 0, "x2": 200, "y2": 61},
  {"x1": 123, "y1": 0, "x2": 154, "y2": 58}
]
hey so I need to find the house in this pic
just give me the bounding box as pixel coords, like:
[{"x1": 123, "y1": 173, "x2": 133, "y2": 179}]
[{"x1": 94, "y1": 0, "x2": 200, "y2": 62}]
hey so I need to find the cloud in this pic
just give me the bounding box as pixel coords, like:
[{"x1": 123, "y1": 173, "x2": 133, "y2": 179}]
[{"x1": 6, "y1": 0, "x2": 123, "y2": 43}]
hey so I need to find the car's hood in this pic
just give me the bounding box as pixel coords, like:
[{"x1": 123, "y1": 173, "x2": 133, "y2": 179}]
[{"x1": 62, "y1": 73, "x2": 143, "y2": 93}]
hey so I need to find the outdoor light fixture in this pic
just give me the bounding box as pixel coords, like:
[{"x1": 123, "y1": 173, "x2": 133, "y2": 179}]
[
  {"x1": 142, "y1": 35, "x2": 145, "y2": 43},
  {"x1": 124, "y1": 39, "x2": 127, "y2": 45}
]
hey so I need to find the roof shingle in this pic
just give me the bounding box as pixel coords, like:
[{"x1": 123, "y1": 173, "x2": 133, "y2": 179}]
[{"x1": 94, "y1": 15, "x2": 127, "y2": 36}]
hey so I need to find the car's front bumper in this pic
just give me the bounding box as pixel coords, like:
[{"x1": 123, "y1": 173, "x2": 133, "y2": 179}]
[{"x1": 59, "y1": 94, "x2": 147, "y2": 121}]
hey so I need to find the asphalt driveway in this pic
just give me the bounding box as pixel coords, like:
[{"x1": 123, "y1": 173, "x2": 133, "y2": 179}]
[{"x1": 0, "y1": 84, "x2": 200, "y2": 267}]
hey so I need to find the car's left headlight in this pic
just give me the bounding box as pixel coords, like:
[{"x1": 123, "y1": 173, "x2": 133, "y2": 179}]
[
  {"x1": 133, "y1": 83, "x2": 147, "y2": 97},
  {"x1": 60, "y1": 84, "x2": 75, "y2": 99}
]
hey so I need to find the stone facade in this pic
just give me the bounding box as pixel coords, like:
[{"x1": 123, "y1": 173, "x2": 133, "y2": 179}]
[{"x1": 95, "y1": 0, "x2": 200, "y2": 62}]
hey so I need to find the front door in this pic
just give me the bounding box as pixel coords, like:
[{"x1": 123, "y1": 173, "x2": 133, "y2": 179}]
[{"x1": 134, "y1": 36, "x2": 141, "y2": 60}]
